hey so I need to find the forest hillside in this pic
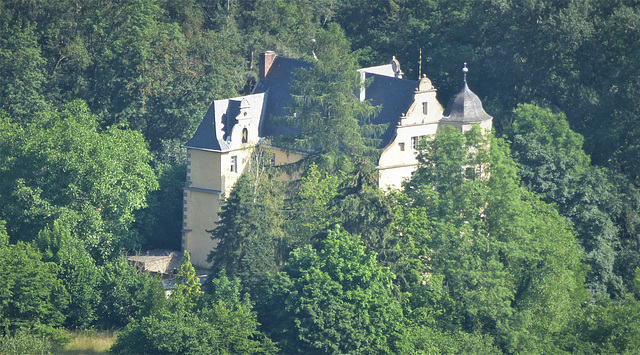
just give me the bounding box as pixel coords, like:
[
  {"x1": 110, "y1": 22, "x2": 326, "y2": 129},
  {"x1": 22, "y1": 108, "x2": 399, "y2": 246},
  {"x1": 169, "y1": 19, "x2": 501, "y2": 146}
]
[{"x1": 1, "y1": 1, "x2": 640, "y2": 353}]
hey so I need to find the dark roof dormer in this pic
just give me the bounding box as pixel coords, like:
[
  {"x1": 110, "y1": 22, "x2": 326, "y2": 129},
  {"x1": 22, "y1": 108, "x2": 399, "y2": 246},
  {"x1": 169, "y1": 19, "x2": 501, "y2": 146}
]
[{"x1": 442, "y1": 63, "x2": 492, "y2": 123}]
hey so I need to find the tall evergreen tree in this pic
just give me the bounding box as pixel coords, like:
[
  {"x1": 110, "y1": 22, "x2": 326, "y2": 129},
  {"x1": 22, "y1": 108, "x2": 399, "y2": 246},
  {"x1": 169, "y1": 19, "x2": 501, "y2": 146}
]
[
  {"x1": 208, "y1": 160, "x2": 286, "y2": 285},
  {"x1": 282, "y1": 23, "x2": 379, "y2": 172}
]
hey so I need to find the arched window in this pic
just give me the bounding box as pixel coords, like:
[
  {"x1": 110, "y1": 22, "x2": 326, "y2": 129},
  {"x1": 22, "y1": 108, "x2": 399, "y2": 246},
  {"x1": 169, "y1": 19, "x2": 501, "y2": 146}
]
[{"x1": 242, "y1": 128, "x2": 248, "y2": 143}]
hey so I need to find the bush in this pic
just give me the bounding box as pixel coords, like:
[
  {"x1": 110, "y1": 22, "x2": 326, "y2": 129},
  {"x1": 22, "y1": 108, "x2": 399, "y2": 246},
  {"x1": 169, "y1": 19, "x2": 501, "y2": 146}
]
[{"x1": 0, "y1": 328, "x2": 53, "y2": 355}]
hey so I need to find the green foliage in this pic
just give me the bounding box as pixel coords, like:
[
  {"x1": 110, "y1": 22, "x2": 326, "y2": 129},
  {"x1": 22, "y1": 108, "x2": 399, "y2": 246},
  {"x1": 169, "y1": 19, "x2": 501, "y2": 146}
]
[
  {"x1": 287, "y1": 162, "x2": 341, "y2": 243},
  {"x1": 260, "y1": 226, "x2": 404, "y2": 354},
  {"x1": 36, "y1": 219, "x2": 102, "y2": 329},
  {"x1": 0, "y1": 238, "x2": 69, "y2": 331},
  {"x1": 112, "y1": 271, "x2": 276, "y2": 355},
  {"x1": 170, "y1": 251, "x2": 204, "y2": 309},
  {"x1": 96, "y1": 258, "x2": 165, "y2": 329},
  {"x1": 0, "y1": 220, "x2": 8, "y2": 248},
  {"x1": 0, "y1": 100, "x2": 158, "y2": 260},
  {"x1": 403, "y1": 126, "x2": 586, "y2": 352},
  {"x1": 208, "y1": 169, "x2": 286, "y2": 284},
  {"x1": 0, "y1": 20, "x2": 49, "y2": 120},
  {"x1": 561, "y1": 294, "x2": 640, "y2": 354},
  {"x1": 0, "y1": 0, "x2": 248, "y2": 155},
  {"x1": 284, "y1": 23, "x2": 379, "y2": 170},
  {"x1": 329, "y1": 160, "x2": 397, "y2": 261},
  {"x1": 135, "y1": 162, "x2": 185, "y2": 250},
  {"x1": 0, "y1": 328, "x2": 53, "y2": 355},
  {"x1": 506, "y1": 103, "x2": 623, "y2": 297},
  {"x1": 398, "y1": 326, "x2": 501, "y2": 355}
]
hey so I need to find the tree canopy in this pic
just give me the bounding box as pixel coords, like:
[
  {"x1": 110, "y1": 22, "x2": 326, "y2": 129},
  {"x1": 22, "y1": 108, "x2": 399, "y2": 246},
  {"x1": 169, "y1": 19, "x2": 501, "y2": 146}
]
[
  {"x1": 1, "y1": 0, "x2": 640, "y2": 352},
  {"x1": 0, "y1": 100, "x2": 157, "y2": 259}
]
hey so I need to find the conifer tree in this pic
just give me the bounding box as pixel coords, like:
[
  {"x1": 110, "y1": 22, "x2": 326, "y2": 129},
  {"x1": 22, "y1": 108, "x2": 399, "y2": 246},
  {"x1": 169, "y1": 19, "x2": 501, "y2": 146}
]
[{"x1": 171, "y1": 251, "x2": 203, "y2": 309}]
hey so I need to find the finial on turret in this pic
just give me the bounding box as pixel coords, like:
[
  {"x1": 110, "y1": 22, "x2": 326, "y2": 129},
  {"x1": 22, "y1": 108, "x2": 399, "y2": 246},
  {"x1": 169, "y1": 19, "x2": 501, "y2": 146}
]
[{"x1": 462, "y1": 62, "x2": 468, "y2": 84}]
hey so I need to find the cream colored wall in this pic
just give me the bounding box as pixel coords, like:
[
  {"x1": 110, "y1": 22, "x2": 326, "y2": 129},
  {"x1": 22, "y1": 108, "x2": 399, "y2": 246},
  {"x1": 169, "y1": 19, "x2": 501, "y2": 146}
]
[
  {"x1": 270, "y1": 147, "x2": 305, "y2": 166},
  {"x1": 219, "y1": 147, "x2": 254, "y2": 196},
  {"x1": 379, "y1": 165, "x2": 417, "y2": 190},
  {"x1": 183, "y1": 190, "x2": 221, "y2": 268},
  {"x1": 184, "y1": 146, "x2": 255, "y2": 267},
  {"x1": 188, "y1": 149, "x2": 221, "y2": 190},
  {"x1": 378, "y1": 78, "x2": 444, "y2": 190},
  {"x1": 265, "y1": 146, "x2": 305, "y2": 182}
]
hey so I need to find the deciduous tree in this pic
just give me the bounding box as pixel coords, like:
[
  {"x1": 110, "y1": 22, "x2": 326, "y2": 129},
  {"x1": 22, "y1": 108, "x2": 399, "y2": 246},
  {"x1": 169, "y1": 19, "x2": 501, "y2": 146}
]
[
  {"x1": 0, "y1": 100, "x2": 158, "y2": 260},
  {"x1": 259, "y1": 226, "x2": 404, "y2": 354}
]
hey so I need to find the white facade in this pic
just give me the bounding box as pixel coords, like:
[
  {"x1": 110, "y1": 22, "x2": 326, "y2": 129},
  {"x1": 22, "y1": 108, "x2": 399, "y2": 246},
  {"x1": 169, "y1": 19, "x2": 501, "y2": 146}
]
[{"x1": 378, "y1": 76, "x2": 445, "y2": 190}]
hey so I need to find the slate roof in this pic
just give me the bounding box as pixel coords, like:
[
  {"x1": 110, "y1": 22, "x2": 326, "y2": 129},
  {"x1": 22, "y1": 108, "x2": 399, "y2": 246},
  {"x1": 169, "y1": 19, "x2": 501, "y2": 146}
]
[
  {"x1": 364, "y1": 73, "x2": 417, "y2": 148},
  {"x1": 442, "y1": 81, "x2": 492, "y2": 123},
  {"x1": 253, "y1": 56, "x2": 310, "y2": 137},
  {"x1": 186, "y1": 55, "x2": 419, "y2": 151}
]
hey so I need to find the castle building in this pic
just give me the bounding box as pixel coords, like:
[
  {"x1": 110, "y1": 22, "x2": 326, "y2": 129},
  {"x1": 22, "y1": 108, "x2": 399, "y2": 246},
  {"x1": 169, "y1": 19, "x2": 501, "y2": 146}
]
[{"x1": 183, "y1": 52, "x2": 492, "y2": 267}]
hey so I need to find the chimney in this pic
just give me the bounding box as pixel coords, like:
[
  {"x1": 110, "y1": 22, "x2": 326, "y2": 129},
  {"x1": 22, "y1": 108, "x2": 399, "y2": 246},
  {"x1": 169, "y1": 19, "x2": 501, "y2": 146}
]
[{"x1": 259, "y1": 51, "x2": 276, "y2": 79}]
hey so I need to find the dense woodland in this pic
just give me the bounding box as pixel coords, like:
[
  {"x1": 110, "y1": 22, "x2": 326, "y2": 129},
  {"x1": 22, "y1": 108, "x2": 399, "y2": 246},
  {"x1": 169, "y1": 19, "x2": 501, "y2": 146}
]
[{"x1": 2, "y1": 0, "x2": 640, "y2": 353}]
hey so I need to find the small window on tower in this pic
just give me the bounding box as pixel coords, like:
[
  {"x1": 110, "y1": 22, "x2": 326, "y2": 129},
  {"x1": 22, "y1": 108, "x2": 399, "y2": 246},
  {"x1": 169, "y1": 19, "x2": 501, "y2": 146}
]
[
  {"x1": 399, "y1": 142, "x2": 405, "y2": 151},
  {"x1": 423, "y1": 102, "x2": 428, "y2": 115}
]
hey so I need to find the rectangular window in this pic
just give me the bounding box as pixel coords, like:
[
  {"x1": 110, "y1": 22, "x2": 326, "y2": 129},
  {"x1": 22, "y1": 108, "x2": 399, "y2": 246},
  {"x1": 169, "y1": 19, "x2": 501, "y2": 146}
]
[
  {"x1": 411, "y1": 136, "x2": 419, "y2": 150},
  {"x1": 465, "y1": 167, "x2": 476, "y2": 179},
  {"x1": 230, "y1": 156, "x2": 237, "y2": 172},
  {"x1": 399, "y1": 142, "x2": 405, "y2": 151},
  {"x1": 422, "y1": 102, "x2": 428, "y2": 115}
]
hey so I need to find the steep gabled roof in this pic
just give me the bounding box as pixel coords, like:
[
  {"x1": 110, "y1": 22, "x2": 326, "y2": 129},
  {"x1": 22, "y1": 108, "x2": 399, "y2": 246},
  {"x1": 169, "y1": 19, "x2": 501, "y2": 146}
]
[{"x1": 364, "y1": 73, "x2": 417, "y2": 148}]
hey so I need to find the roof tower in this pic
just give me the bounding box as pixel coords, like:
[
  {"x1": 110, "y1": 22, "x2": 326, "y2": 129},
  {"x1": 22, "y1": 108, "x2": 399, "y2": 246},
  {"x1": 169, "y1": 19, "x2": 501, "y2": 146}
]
[{"x1": 442, "y1": 63, "x2": 492, "y2": 123}]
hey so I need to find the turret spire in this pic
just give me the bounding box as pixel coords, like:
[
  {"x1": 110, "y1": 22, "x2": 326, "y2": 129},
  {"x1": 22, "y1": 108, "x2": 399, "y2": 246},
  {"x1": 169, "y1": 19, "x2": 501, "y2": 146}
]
[{"x1": 442, "y1": 62, "x2": 492, "y2": 123}]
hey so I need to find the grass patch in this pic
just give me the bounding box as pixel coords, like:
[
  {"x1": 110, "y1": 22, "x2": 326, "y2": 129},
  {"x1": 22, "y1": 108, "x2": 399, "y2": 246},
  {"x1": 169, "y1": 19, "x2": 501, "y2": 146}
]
[{"x1": 52, "y1": 330, "x2": 117, "y2": 354}]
